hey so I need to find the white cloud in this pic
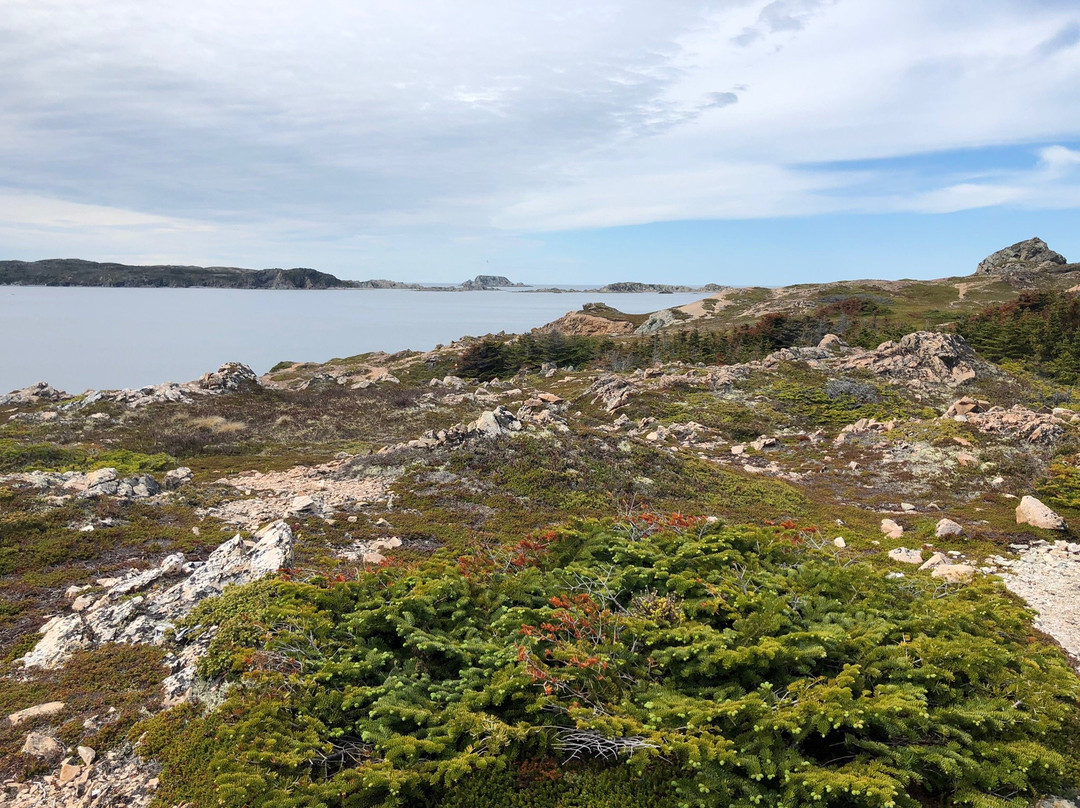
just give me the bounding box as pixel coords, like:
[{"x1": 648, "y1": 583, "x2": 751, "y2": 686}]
[{"x1": 1, "y1": 0, "x2": 1079, "y2": 275}]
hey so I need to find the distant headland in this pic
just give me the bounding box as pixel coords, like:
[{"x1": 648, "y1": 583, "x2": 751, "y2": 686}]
[{"x1": 0, "y1": 258, "x2": 717, "y2": 292}]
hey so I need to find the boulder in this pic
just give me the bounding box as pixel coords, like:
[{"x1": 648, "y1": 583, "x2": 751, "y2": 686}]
[
  {"x1": 20, "y1": 731, "x2": 63, "y2": 760},
  {"x1": 163, "y1": 467, "x2": 194, "y2": 490},
  {"x1": 881, "y1": 519, "x2": 904, "y2": 539},
  {"x1": 198, "y1": 362, "x2": 261, "y2": 392},
  {"x1": 1016, "y1": 495, "x2": 1067, "y2": 530},
  {"x1": 888, "y1": 547, "x2": 922, "y2": 564},
  {"x1": 817, "y1": 334, "x2": 848, "y2": 350},
  {"x1": 919, "y1": 551, "x2": 950, "y2": 570},
  {"x1": 57, "y1": 761, "x2": 81, "y2": 784},
  {"x1": 7, "y1": 701, "x2": 65, "y2": 726},
  {"x1": 77, "y1": 745, "x2": 96, "y2": 765},
  {"x1": 931, "y1": 564, "x2": 976, "y2": 583},
  {"x1": 935, "y1": 518, "x2": 965, "y2": 538}
]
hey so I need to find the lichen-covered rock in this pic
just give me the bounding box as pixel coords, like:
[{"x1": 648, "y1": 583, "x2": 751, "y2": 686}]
[
  {"x1": 197, "y1": 361, "x2": 260, "y2": 392},
  {"x1": 975, "y1": 237, "x2": 1068, "y2": 279},
  {"x1": 20, "y1": 731, "x2": 63, "y2": 760},
  {"x1": 20, "y1": 521, "x2": 294, "y2": 670},
  {"x1": 587, "y1": 375, "x2": 637, "y2": 412},
  {"x1": 834, "y1": 332, "x2": 994, "y2": 389},
  {"x1": 0, "y1": 381, "x2": 69, "y2": 406},
  {"x1": 1016, "y1": 495, "x2": 1067, "y2": 530}
]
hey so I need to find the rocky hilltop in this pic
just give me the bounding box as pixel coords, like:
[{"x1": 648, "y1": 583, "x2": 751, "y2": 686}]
[
  {"x1": 2, "y1": 238, "x2": 1080, "y2": 808},
  {"x1": 976, "y1": 237, "x2": 1072, "y2": 280}
]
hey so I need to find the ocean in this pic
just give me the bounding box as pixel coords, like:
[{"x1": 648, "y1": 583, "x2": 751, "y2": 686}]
[{"x1": 0, "y1": 286, "x2": 705, "y2": 393}]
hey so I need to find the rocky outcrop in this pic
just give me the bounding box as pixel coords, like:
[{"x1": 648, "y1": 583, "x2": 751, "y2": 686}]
[
  {"x1": 537, "y1": 311, "x2": 635, "y2": 336},
  {"x1": 587, "y1": 376, "x2": 637, "y2": 412},
  {"x1": 1015, "y1": 495, "x2": 1067, "y2": 530},
  {"x1": 957, "y1": 405, "x2": 1068, "y2": 445},
  {"x1": 1, "y1": 467, "x2": 171, "y2": 501},
  {"x1": 0, "y1": 381, "x2": 70, "y2": 406},
  {"x1": 68, "y1": 362, "x2": 263, "y2": 409},
  {"x1": 20, "y1": 522, "x2": 294, "y2": 686},
  {"x1": 975, "y1": 237, "x2": 1069, "y2": 280},
  {"x1": 390, "y1": 406, "x2": 525, "y2": 452},
  {"x1": 197, "y1": 361, "x2": 261, "y2": 392},
  {"x1": 833, "y1": 332, "x2": 994, "y2": 389}
]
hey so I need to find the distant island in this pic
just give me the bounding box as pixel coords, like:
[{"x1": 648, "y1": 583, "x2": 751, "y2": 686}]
[{"x1": 0, "y1": 257, "x2": 719, "y2": 292}]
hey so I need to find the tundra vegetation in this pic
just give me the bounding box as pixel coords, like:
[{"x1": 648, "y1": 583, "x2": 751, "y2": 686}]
[{"x1": 2, "y1": 244, "x2": 1080, "y2": 807}]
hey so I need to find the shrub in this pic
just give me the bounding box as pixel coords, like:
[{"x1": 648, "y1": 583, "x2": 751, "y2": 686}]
[{"x1": 138, "y1": 520, "x2": 1079, "y2": 808}]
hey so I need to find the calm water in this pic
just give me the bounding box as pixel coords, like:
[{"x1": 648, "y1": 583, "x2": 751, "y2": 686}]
[{"x1": 0, "y1": 287, "x2": 705, "y2": 393}]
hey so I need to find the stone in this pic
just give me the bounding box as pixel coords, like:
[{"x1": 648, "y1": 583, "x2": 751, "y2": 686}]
[
  {"x1": 730, "y1": 444, "x2": 745, "y2": 455},
  {"x1": 163, "y1": 467, "x2": 194, "y2": 490},
  {"x1": 975, "y1": 237, "x2": 1068, "y2": 279},
  {"x1": 832, "y1": 537, "x2": 846, "y2": 549},
  {"x1": 289, "y1": 494, "x2": 317, "y2": 514},
  {"x1": 57, "y1": 761, "x2": 81, "y2": 785},
  {"x1": 7, "y1": 701, "x2": 65, "y2": 726},
  {"x1": 931, "y1": 564, "x2": 976, "y2": 583},
  {"x1": 900, "y1": 502, "x2": 915, "y2": 512},
  {"x1": 85, "y1": 467, "x2": 118, "y2": 487},
  {"x1": 198, "y1": 362, "x2": 261, "y2": 392},
  {"x1": 888, "y1": 547, "x2": 923, "y2": 564},
  {"x1": 1016, "y1": 495, "x2": 1067, "y2": 530},
  {"x1": 20, "y1": 731, "x2": 63, "y2": 759},
  {"x1": 880, "y1": 519, "x2": 904, "y2": 539},
  {"x1": 935, "y1": 518, "x2": 964, "y2": 538},
  {"x1": 956, "y1": 453, "x2": 978, "y2": 467},
  {"x1": 751, "y1": 435, "x2": 777, "y2": 451},
  {"x1": 77, "y1": 745, "x2": 96, "y2": 765},
  {"x1": 919, "y1": 551, "x2": 950, "y2": 570},
  {"x1": 363, "y1": 551, "x2": 387, "y2": 565},
  {"x1": 817, "y1": 334, "x2": 848, "y2": 350}
]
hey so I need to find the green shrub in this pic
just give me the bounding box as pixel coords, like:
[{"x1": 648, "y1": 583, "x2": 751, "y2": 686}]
[{"x1": 139, "y1": 520, "x2": 1079, "y2": 808}]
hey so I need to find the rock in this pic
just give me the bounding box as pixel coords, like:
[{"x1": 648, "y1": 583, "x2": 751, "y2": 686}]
[
  {"x1": 57, "y1": 761, "x2": 81, "y2": 785},
  {"x1": 730, "y1": 444, "x2": 745, "y2": 455},
  {"x1": 289, "y1": 494, "x2": 317, "y2": 514},
  {"x1": 20, "y1": 522, "x2": 294, "y2": 670},
  {"x1": 467, "y1": 406, "x2": 522, "y2": 439},
  {"x1": 7, "y1": 701, "x2": 65, "y2": 726},
  {"x1": 833, "y1": 331, "x2": 994, "y2": 389},
  {"x1": 919, "y1": 551, "x2": 950, "y2": 570},
  {"x1": 931, "y1": 564, "x2": 976, "y2": 582},
  {"x1": 198, "y1": 362, "x2": 261, "y2": 392},
  {"x1": 0, "y1": 381, "x2": 70, "y2": 405},
  {"x1": 587, "y1": 375, "x2": 636, "y2": 412},
  {"x1": 832, "y1": 537, "x2": 846, "y2": 549},
  {"x1": 956, "y1": 452, "x2": 978, "y2": 467},
  {"x1": 537, "y1": 310, "x2": 636, "y2": 337},
  {"x1": 945, "y1": 396, "x2": 989, "y2": 417},
  {"x1": 817, "y1": 334, "x2": 848, "y2": 350},
  {"x1": 1015, "y1": 495, "x2": 1067, "y2": 530},
  {"x1": 77, "y1": 745, "x2": 96, "y2": 765},
  {"x1": 935, "y1": 518, "x2": 965, "y2": 538},
  {"x1": 751, "y1": 435, "x2": 777, "y2": 451},
  {"x1": 881, "y1": 519, "x2": 904, "y2": 539},
  {"x1": 900, "y1": 502, "x2": 915, "y2": 512},
  {"x1": 85, "y1": 467, "x2": 118, "y2": 487},
  {"x1": 20, "y1": 731, "x2": 63, "y2": 759},
  {"x1": 960, "y1": 404, "x2": 1065, "y2": 445},
  {"x1": 160, "y1": 464, "x2": 193, "y2": 488},
  {"x1": 888, "y1": 547, "x2": 922, "y2": 564},
  {"x1": 975, "y1": 237, "x2": 1068, "y2": 279}
]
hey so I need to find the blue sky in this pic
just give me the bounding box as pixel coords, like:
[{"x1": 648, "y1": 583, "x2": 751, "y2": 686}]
[{"x1": 2, "y1": 0, "x2": 1080, "y2": 285}]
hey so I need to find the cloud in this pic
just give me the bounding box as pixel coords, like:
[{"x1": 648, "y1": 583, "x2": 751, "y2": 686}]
[{"x1": 2, "y1": 0, "x2": 1080, "y2": 277}]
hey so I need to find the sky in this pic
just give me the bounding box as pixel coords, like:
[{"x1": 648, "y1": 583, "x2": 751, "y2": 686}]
[{"x1": 2, "y1": 0, "x2": 1080, "y2": 285}]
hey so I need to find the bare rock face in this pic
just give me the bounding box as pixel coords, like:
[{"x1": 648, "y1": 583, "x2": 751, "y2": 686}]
[
  {"x1": 976, "y1": 237, "x2": 1067, "y2": 279},
  {"x1": 537, "y1": 311, "x2": 635, "y2": 337},
  {"x1": 1015, "y1": 495, "x2": 1067, "y2": 530},
  {"x1": 20, "y1": 521, "x2": 294, "y2": 671}
]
